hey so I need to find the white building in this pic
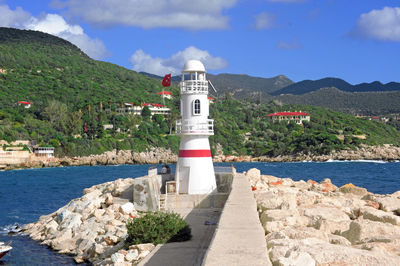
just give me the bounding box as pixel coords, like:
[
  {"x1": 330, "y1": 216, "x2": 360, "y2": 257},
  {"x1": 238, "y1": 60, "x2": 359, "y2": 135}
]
[
  {"x1": 116, "y1": 103, "x2": 170, "y2": 116},
  {"x1": 268, "y1": 111, "x2": 311, "y2": 125},
  {"x1": 175, "y1": 60, "x2": 217, "y2": 194},
  {"x1": 33, "y1": 147, "x2": 54, "y2": 158}
]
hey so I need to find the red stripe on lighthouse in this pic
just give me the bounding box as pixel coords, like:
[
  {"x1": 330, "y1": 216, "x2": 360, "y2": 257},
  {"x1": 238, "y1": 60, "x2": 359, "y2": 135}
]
[{"x1": 179, "y1": 150, "x2": 212, "y2": 157}]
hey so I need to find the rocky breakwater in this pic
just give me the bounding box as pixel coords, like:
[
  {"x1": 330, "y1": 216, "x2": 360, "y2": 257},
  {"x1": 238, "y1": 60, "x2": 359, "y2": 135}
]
[
  {"x1": 246, "y1": 168, "x2": 400, "y2": 265},
  {"x1": 60, "y1": 147, "x2": 178, "y2": 166},
  {"x1": 213, "y1": 144, "x2": 400, "y2": 163},
  {"x1": 23, "y1": 177, "x2": 155, "y2": 265}
]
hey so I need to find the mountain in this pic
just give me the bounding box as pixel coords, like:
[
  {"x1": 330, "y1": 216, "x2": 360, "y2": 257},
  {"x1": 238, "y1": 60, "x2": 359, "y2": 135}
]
[
  {"x1": 0, "y1": 27, "x2": 164, "y2": 110},
  {"x1": 274, "y1": 87, "x2": 400, "y2": 115},
  {"x1": 272, "y1": 77, "x2": 400, "y2": 96},
  {"x1": 140, "y1": 72, "x2": 293, "y2": 100}
]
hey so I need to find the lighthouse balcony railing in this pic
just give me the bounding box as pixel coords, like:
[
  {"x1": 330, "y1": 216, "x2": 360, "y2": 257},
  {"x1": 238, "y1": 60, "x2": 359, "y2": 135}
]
[
  {"x1": 175, "y1": 119, "x2": 214, "y2": 135},
  {"x1": 180, "y1": 80, "x2": 208, "y2": 94}
]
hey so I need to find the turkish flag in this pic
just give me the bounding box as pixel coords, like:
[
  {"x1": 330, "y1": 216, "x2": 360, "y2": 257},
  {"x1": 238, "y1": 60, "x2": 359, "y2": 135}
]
[{"x1": 162, "y1": 73, "x2": 171, "y2": 87}]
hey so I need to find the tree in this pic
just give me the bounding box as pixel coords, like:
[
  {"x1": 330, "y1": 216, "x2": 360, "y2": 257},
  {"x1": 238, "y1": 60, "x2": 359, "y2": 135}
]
[
  {"x1": 141, "y1": 106, "x2": 151, "y2": 120},
  {"x1": 43, "y1": 100, "x2": 68, "y2": 133},
  {"x1": 67, "y1": 110, "x2": 83, "y2": 135}
]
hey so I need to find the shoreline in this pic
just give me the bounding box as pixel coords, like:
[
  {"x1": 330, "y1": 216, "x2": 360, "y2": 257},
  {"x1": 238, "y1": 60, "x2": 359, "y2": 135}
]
[{"x1": 2, "y1": 144, "x2": 400, "y2": 171}]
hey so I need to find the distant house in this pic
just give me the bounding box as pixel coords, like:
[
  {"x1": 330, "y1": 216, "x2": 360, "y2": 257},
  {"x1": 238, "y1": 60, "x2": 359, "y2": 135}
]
[
  {"x1": 33, "y1": 146, "x2": 54, "y2": 158},
  {"x1": 117, "y1": 103, "x2": 170, "y2": 116},
  {"x1": 208, "y1": 96, "x2": 215, "y2": 104},
  {"x1": 17, "y1": 101, "x2": 31, "y2": 108},
  {"x1": 103, "y1": 124, "x2": 114, "y2": 130},
  {"x1": 157, "y1": 91, "x2": 172, "y2": 99},
  {"x1": 268, "y1": 111, "x2": 311, "y2": 125}
]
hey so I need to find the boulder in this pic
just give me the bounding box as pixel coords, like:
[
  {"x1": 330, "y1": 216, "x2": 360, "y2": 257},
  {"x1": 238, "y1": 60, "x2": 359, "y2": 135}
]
[
  {"x1": 301, "y1": 205, "x2": 350, "y2": 228},
  {"x1": 119, "y1": 202, "x2": 135, "y2": 215},
  {"x1": 111, "y1": 252, "x2": 125, "y2": 264},
  {"x1": 342, "y1": 219, "x2": 400, "y2": 245},
  {"x1": 339, "y1": 184, "x2": 368, "y2": 197},
  {"x1": 246, "y1": 168, "x2": 261, "y2": 183},
  {"x1": 361, "y1": 206, "x2": 400, "y2": 225},
  {"x1": 375, "y1": 196, "x2": 400, "y2": 213}
]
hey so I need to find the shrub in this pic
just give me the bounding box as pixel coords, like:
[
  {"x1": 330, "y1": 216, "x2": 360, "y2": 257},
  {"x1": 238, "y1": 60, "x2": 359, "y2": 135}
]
[{"x1": 125, "y1": 211, "x2": 192, "y2": 247}]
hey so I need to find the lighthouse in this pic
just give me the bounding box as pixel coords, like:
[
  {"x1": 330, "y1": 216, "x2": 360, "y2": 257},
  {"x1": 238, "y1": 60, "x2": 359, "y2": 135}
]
[{"x1": 175, "y1": 60, "x2": 217, "y2": 194}]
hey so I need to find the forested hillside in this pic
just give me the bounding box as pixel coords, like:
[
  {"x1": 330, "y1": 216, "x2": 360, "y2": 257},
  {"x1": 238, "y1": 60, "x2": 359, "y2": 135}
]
[
  {"x1": 275, "y1": 87, "x2": 400, "y2": 115},
  {"x1": 1, "y1": 27, "x2": 400, "y2": 158},
  {"x1": 272, "y1": 77, "x2": 400, "y2": 96}
]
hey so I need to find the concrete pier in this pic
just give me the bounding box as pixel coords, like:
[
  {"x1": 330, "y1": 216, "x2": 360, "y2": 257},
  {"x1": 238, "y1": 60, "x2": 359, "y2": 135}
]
[
  {"x1": 202, "y1": 173, "x2": 270, "y2": 265},
  {"x1": 139, "y1": 172, "x2": 270, "y2": 266}
]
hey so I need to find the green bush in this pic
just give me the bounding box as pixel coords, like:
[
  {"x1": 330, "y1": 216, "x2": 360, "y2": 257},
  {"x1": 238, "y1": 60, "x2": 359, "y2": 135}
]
[{"x1": 125, "y1": 211, "x2": 192, "y2": 247}]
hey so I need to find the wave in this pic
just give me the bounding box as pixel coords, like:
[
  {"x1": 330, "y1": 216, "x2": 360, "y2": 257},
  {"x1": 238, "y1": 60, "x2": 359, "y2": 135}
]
[
  {"x1": 325, "y1": 159, "x2": 387, "y2": 164},
  {"x1": 1, "y1": 223, "x2": 24, "y2": 235}
]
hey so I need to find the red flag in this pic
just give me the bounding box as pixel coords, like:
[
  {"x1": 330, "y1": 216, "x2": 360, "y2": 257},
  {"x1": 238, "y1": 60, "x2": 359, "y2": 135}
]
[
  {"x1": 84, "y1": 122, "x2": 87, "y2": 133},
  {"x1": 162, "y1": 73, "x2": 171, "y2": 87}
]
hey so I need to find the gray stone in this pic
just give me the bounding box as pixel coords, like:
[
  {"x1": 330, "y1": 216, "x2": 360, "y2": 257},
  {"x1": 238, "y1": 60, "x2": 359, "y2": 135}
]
[{"x1": 361, "y1": 206, "x2": 400, "y2": 225}]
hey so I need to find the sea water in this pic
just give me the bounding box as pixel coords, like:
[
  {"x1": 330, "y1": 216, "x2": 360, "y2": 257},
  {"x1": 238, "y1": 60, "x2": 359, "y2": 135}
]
[{"x1": 1, "y1": 162, "x2": 399, "y2": 265}]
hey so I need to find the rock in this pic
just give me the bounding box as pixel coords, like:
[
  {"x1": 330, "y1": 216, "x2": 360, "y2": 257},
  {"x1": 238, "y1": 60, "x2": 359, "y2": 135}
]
[
  {"x1": 328, "y1": 234, "x2": 352, "y2": 246},
  {"x1": 361, "y1": 206, "x2": 400, "y2": 225},
  {"x1": 111, "y1": 252, "x2": 125, "y2": 264},
  {"x1": 277, "y1": 251, "x2": 316, "y2": 266},
  {"x1": 50, "y1": 228, "x2": 76, "y2": 251},
  {"x1": 105, "y1": 193, "x2": 113, "y2": 206},
  {"x1": 301, "y1": 205, "x2": 350, "y2": 228},
  {"x1": 125, "y1": 249, "x2": 139, "y2": 262},
  {"x1": 342, "y1": 219, "x2": 400, "y2": 245},
  {"x1": 375, "y1": 195, "x2": 400, "y2": 213},
  {"x1": 59, "y1": 213, "x2": 82, "y2": 231},
  {"x1": 268, "y1": 238, "x2": 400, "y2": 265},
  {"x1": 246, "y1": 168, "x2": 261, "y2": 182},
  {"x1": 119, "y1": 202, "x2": 135, "y2": 215},
  {"x1": 339, "y1": 183, "x2": 368, "y2": 197}
]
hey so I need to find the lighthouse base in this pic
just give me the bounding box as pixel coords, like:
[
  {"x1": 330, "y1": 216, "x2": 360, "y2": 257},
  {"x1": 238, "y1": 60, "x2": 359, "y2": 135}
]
[{"x1": 175, "y1": 136, "x2": 217, "y2": 194}]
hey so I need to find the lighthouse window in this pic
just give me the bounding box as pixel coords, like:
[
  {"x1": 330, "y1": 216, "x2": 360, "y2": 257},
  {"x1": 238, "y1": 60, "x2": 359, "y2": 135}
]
[{"x1": 193, "y1": 99, "x2": 201, "y2": 115}]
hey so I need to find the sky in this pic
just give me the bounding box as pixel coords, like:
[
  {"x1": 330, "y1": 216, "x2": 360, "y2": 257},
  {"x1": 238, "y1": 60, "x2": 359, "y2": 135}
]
[{"x1": 1, "y1": 0, "x2": 400, "y2": 84}]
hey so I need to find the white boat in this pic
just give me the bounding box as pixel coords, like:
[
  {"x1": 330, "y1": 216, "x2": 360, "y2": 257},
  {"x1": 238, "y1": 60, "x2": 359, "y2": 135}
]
[{"x1": 0, "y1": 242, "x2": 12, "y2": 259}]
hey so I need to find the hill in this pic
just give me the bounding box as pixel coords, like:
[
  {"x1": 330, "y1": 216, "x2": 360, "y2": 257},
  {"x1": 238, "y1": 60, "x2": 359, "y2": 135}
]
[
  {"x1": 274, "y1": 87, "x2": 400, "y2": 115},
  {"x1": 1, "y1": 27, "x2": 400, "y2": 159},
  {"x1": 140, "y1": 72, "x2": 293, "y2": 100},
  {"x1": 272, "y1": 77, "x2": 400, "y2": 96},
  {"x1": 0, "y1": 27, "x2": 164, "y2": 110}
]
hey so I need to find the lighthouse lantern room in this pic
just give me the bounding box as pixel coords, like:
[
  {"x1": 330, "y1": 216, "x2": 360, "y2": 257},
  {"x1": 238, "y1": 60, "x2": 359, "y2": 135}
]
[{"x1": 175, "y1": 60, "x2": 217, "y2": 194}]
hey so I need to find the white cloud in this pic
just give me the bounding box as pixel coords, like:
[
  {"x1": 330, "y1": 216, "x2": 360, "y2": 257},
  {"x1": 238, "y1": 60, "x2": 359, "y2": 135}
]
[
  {"x1": 130, "y1": 46, "x2": 227, "y2": 75},
  {"x1": 253, "y1": 12, "x2": 276, "y2": 30},
  {"x1": 350, "y1": 7, "x2": 400, "y2": 42},
  {"x1": 25, "y1": 14, "x2": 108, "y2": 59},
  {"x1": 51, "y1": 0, "x2": 237, "y2": 30},
  {"x1": 0, "y1": 4, "x2": 108, "y2": 59},
  {"x1": 276, "y1": 40, "x2": 301, "y2": 50},
  {"x1": 0, "y1": 4, "x2": 31, "y2": 28}
]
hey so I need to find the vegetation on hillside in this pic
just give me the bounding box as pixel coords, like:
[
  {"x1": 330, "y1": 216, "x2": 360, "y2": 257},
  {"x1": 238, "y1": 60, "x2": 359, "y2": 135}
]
[
  {"x1": 1, "y1": 27, "x2": 400, "y2": 158},
  {"x1": 275, "y1": 87, "x2": 400, "y2": 115}
]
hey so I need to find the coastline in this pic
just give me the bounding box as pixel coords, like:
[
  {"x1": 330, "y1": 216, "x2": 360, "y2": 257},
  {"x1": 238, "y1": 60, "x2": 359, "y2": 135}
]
[{"x1": 2, "y1": 144, "x2": 400, "y2": 171}]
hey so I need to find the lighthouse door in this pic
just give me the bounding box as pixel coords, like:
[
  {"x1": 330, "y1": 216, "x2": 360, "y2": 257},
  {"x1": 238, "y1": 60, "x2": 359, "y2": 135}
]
[{"x1": 178, "y1": 166, "x2": 190, "y2": 194}]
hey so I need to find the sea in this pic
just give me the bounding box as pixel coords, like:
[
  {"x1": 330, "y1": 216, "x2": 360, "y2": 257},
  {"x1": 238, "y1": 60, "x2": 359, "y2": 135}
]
[{"x1": 1, "y1": 161, "x2": 399, "y2": 265}]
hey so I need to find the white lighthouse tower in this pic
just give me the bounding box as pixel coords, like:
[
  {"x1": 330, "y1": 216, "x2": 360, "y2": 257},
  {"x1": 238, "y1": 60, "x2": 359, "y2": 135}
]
[{"x1": 175, "y1": 60, "x2": 217, "y2": 194}]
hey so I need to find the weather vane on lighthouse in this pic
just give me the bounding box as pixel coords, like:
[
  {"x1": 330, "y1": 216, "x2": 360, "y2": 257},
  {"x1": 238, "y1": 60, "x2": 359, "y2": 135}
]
[{"x1": 174, "y1": 60, "x2": 217, "y2": 194}]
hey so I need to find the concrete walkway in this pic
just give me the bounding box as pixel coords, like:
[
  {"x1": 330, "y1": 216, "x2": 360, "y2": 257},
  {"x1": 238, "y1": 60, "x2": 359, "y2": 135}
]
[
  {"x1": 202, "y1": 173, "x2": 271, "y2": 266},
  {"x1": 139, "y1": 173, "x2": 270, "y2": 266},
  {"x1": 138, "y1": 208, "x2": 222, "y2": 266}
]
